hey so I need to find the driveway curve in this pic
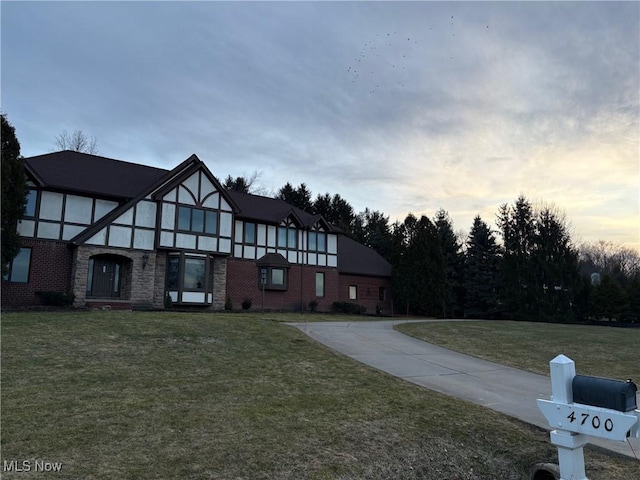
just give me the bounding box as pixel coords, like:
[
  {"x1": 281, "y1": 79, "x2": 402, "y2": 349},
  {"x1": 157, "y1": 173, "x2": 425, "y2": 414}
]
[{"x1": 289, "y1": 319, "x2": 638, "y2": 458}]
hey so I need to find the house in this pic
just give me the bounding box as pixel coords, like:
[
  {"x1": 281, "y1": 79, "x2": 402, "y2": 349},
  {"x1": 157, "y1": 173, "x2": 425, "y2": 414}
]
[{"x1": 2, "y1": 150, "x2": 392, "y2": 313}]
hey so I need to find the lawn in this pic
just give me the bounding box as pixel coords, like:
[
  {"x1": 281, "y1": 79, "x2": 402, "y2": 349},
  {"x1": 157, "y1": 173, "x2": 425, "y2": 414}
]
[
  {"x1": 395, "y1": 320, "x2": 640, "y2": 380},
  {"x1": 1, "y1": 312, "x2": 638, "y2": 479}
]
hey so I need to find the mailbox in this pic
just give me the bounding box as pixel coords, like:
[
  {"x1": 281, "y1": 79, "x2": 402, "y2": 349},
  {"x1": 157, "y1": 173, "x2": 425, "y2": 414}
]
[{"x1": 572, "y1": 375, "x2": 637, "y2": 412}]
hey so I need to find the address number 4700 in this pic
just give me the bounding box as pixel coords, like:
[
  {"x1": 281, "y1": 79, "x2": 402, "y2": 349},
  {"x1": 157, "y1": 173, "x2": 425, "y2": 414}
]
[{"x1": 567, "y1": 410, "x2": 614, "y2": 432}]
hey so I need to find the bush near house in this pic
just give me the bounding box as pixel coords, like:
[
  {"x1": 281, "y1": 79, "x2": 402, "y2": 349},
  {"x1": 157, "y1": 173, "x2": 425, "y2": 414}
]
[
  {"x1": 35, "y1": 291, "x2": 75, "y2": 306},
  {"x1": 332, "y1": 301, "x2": 366, "y2": 315}
]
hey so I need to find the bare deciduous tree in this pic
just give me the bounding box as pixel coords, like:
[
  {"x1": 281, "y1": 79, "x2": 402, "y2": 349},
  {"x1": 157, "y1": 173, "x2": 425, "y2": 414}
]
[{"x1": 55, "y1": 130, "x2": 98, "y2": 154}]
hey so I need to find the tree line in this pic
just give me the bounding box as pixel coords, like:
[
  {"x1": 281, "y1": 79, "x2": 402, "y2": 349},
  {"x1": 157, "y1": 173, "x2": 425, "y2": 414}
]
[
  {"x1": 2, "y1": 115, "x2": 637, "y2": 322},
  {"x1": 231, "y1": 178, "x2": 638, "y2": 323}
]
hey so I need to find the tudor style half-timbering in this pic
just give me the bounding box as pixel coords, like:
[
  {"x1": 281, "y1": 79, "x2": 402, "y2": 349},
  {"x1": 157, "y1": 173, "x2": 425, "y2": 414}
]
[{"x1": 2, "y1": 151, "x2": 392, "y2": 313}]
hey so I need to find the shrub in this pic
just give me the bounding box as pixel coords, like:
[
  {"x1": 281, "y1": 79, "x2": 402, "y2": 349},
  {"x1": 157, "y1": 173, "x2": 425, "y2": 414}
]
[
  {"x1": 241, "y1": 298, "x2": 252, "y2": 310},
  {"x1": 308, "y1": 300, "x2": 319, "y2": 313},
  {"x1": 35, "y1": 291, "x2": 75, "y2": 306},
  {"x1": 225, "y1": 296, "x2": 233, "y2": 311},
  {"x1": 332, "y1": 301, "x2": 366, "y2": 315},
  {"x1": 164, "y1": 292, "x2": 173, "y2": 308}
]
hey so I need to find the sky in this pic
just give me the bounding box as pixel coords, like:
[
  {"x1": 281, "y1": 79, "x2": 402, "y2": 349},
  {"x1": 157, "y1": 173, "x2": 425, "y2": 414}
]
[{"x1": 2, "y1": 1, "x2": 639, "y2": 251}]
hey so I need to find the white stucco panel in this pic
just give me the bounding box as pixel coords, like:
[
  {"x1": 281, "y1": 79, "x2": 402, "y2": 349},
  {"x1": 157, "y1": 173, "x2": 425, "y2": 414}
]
[
  {"x1": 114, "y1": 208, "x2": 134, "y2": 226},
  {"x1": 161, "y1": 203, "x2": 175, "y2": 230},
  {"x1": 62, "y1": 224, "x2": 85, "y2": 241},
  {"x1": 244, "y1": 246, "x2": 256, "y2": 260},
  {"x1": 163, "y1": 188, "x2": 177, "y2": 203},
  {"x1": 94, "y1": 199, "x2": 119, "y2": 221},
  {"x1": 267, "y1": 225, "x2": 277, "y2": 247},
  {"x1": 257, "y1": 224, "x2": 266, "y2": 246},
  {"x1": 220, "y1": 197, "x2": 232, "y2": 212},
  {"x1": 17, "y1": 220, "x2": 35, "y2": 237},
  {"x1": 37, "y1": 221, "x2": 60, "y2": 239},
  {"x1": 182, "y1": 292, "x2": 206, "y2": 303},
  {"x1": 160, "y1": 231, "x2": 174, "y2": 247},
  {"x1": 39, "y1": 192, "x2": 63, "y2": 221},
  {"x1": 135, "y1": 201, "x2": 157, "y2": 228},
  {"x1": 287, "y1": 250, "x2": 297, "y2": 264},
  {"x1": 202, "y1": 192, "x2": 219, "y2": 209},
  {"x1": 108, "y1": 226, "x2": 132, "y2": 248},
  {"x1": 234, "y1": 220, "x2": 243, "y2": 242},
  {"x1": 183, "y1": 172, "x2": 200, "y2": 200},
  {"x1": 198, "y1": 236, "x2": 217, "y2": 252},
  {"x1": 133, "y1": 228, "x2": 155, "y2": 250},
  {"x1": 327, "y1": 234, "x2": 337, "y2": 254},
  {"x1": 220, "y1": 212, "x2": 233, "y2": 237},
  {"x1": 64, "y1": 195, "x2": 93, "y2": 224},
  {"x1": 178, "y1": 185, "x2": 196, "y2": 205},
  {"x1": 86, "y1": 228, "x2": 107, "y2": 246},
  {"x1": 328, "y1": 255, "x2": 337, "y2": 268},
  {"x1": 219, "y1": 238, "x2": 231, "y2": 253},
  {"x1": 176, "y1": 233, "x2": 197, "y2": 249},
  {"x1": 200, "y1": 174, "x2": 215, "y2": 200}
]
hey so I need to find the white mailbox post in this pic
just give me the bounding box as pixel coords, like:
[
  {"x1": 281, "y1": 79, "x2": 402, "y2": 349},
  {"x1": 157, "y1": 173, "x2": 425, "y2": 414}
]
[{"x1": 537, "y1": 354, "x2": 640, "y2": 480}]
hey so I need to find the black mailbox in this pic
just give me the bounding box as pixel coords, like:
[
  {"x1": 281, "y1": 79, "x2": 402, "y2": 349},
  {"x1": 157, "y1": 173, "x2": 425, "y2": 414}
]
[{"x1": 572, "y1": 375, "x2": 637, "y2": 412}]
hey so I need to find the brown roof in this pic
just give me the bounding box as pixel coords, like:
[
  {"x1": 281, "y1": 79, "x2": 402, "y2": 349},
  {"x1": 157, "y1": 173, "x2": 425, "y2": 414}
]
[
  {"x1": 25, "y1": 150, "x2": 167, "y2": 199},
  {"x1": 24, "y1": 151, "x2": 390, "y2": 278},
  {"x1": 338, "y1": 235, "x2": 392, "y2": 277},
  {"x1": 227, "y1": 190, "x2": 330, "y2": 230}
]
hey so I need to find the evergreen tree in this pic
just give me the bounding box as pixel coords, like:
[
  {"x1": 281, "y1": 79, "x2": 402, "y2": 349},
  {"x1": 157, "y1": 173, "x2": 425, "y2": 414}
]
[
  {"x1": 391, "y1": 214, "x2": 444, "y2": 316},
  {"x1": 531, "y1": 205, "x2": 579, "y2": 321},
  {"x1": 590, "y1": 275, "x2": 627, "y2": 321},
  {"x1": 275, "y1": 183, "x2": 312, "y2": 212},
  {"x1": 463, "y1": 216, "x2": 500, "y2": 319},
  {"x1": 1, "y1": 114, "x2": 27, "y2": 275},
  {"x1": 496, "y1": 195, "x2": 537, "y2": 320},
  {"x1": 223, "y1": 175, "x2": 251, "y2": 193},
  {"x1": 354, "y1": 208, "x2": 392, "y2": 260},
  {"x1": 498, "y1": 196, "x2": 580, "y2": 322},
  {"x1": 312, "y1": 192, "x2": 355, "y2": 234},
  {"x1": 434, "y1": 209, "x2": 464, "y2": 317}
]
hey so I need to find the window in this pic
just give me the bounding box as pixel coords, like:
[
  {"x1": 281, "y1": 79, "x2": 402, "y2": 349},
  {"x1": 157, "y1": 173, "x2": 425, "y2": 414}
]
[
  {"x1": 184, "y1": 258, "x2": 205, "y2": 290},
  {"x1": 349, "y1": 285, "x2": 358, "y2": 300},
  {"x1": 315, "y1": 272, "x2": 325, "y2": 297},
  {"x1": 277, "y1": 226, "x2": 298, "y2": 249},
  {"x1": 271, "y1": 268, "x2": 285, "y2": 285},
  {"x1": 25, "y1": 190, "x2": 37, "y2": 217},
  {"x1": 379, "y1": 287, "x2": 386, "y2": 301},
  {"x1": 244, "y1": 222, "x2": 256, "y2": 244},
  {"x1": 257, "y1": 254, "x2": 290, "y2": 291},
  {"x1": 165, "y1": 253, "x2": 214, "y2": 304},
  {"x1": 309, "y1": 231, "x2": 326, "y2": 253},
  {"x1": 178, "y1": 206, "x2": 218, "y2": 234},
  {"x1": 258, "y1": 266, "x2": 288, "y2": 290},
  {"x1": 167, "y1": 256, "x2": 180, "y2": 289},
  {"x1": 3, "y1": 248, "x2": 31, "y2": 283}
]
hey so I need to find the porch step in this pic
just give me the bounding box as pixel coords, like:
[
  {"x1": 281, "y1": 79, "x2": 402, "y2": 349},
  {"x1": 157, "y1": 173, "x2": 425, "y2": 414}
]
[{"x1": 86, "y1": 301, "x2": 132, "y2": 311}]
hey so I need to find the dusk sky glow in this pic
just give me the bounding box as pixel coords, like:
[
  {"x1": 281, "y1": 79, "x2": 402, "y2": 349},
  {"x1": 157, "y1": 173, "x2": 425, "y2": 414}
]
[{"x1": 2, "y1": 1, "x2": 638, "y2": 251}]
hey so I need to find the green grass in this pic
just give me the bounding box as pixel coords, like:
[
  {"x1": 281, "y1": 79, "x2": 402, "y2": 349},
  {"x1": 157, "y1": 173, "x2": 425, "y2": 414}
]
[
  {"x1": 1, "y1": 312, "x2": 638, "y2": 479},
  {"x1": 396, "y1": 320, "x2": 640, "y2": 380}
]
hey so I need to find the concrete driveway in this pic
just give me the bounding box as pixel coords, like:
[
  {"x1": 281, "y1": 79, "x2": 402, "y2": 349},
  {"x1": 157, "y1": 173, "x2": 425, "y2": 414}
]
[{"x1": 289, "y1": 319, "x2": 638, "y2": 458}]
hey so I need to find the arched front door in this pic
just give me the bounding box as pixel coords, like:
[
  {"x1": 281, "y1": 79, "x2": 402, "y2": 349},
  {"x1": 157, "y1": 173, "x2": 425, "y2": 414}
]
[{"x1": 87, "y1": 255, "x2": 130, "y2": 299}]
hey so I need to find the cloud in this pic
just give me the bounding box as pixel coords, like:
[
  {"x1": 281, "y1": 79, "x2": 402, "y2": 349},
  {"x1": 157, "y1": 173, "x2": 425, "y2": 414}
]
[{"x1": 2, "y1": 1, "x2": 638, "y2": 250}]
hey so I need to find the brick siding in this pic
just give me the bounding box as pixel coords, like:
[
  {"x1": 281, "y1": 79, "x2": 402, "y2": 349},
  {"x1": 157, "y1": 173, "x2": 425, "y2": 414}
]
[
  {"x1": 1, "y1": 238, "x2": 74, "y2": 307},
  {"x1": 338, "y1": 273, "x2": 393, "y2": 315},
  {"x1": 226, "y1": 258, "x2": 339, "y2": 312}
]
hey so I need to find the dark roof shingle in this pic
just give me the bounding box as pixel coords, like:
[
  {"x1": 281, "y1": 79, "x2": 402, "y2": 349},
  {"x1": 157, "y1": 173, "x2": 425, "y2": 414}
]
[
  {"x1": 25, "y1": 150, "x2": 167, "y2": 199},
  {"x1": 338, "y1": 236, "x2": 392, "y2": 277}
]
